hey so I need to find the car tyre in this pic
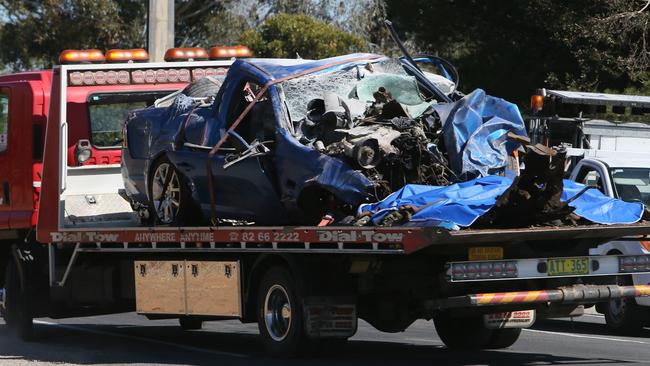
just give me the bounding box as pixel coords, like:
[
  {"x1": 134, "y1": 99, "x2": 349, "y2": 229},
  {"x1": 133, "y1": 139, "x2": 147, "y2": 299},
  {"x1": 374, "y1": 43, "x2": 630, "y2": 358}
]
[
  {"x1": 148, "y1": 157, "x2": 193, "y2": 225},
  {"x1": 257, "y1": 266, "x2": 309, "y2": 357},
  {"x1": 3, "y1": 261, "x2": 34, "y2": 341}
]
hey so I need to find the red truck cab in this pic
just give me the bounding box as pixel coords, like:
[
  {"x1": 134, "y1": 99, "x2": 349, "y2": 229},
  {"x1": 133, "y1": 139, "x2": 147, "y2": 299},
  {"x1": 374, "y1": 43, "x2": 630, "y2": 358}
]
[
  {"x1": 0, "y1": 48, "x2": 235, "y2": 235},
  {"x1": 0, "y1": 70, "x2": 51, "y2": 231}
]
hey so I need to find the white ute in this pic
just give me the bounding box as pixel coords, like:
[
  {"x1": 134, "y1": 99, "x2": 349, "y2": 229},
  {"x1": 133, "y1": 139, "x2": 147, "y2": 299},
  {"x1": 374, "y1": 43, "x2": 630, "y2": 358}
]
[{"x1": 569, "y1": 149, "x2": 650, "y2": 333}]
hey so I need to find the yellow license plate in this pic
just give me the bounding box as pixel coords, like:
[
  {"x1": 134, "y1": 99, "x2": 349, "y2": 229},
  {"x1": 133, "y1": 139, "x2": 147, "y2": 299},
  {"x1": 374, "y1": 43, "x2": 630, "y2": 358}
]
[
  {"x1": 469, "y1": 247, "x2": 503, "y2": 261},
  {"x1": 547, "y1": 257, "x2": 590, "y2": 276}
]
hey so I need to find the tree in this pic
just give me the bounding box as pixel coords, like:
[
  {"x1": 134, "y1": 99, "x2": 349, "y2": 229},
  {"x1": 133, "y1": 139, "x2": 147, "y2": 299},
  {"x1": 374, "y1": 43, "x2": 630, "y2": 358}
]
[
  {"x1": 240, "y1": 13, "x2": 365, "y2": 59},
  {"x1": 386, "y1": 0, "x2": 650, "y2": 105},
  {"x1": 0, "y1": 0, "x2": 146, "y2": 70}
]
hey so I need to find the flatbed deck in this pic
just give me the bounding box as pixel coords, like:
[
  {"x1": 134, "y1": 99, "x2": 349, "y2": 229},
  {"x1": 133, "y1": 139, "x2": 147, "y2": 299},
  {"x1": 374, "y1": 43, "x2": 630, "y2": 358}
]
[{"x1": 44, "y1": 221, "x2": 650, "y2": 255}]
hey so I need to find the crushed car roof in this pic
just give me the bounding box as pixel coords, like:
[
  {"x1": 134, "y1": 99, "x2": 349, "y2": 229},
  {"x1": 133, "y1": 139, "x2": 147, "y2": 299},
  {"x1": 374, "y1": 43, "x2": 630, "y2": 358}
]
[{"x1": 235, "y1": 53, "x2": 387, "y2": 82}]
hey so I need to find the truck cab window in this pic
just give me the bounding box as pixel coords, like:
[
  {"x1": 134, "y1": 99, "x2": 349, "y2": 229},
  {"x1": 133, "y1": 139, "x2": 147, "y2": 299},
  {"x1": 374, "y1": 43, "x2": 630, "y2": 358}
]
[
  {"x1": 87, "y1": 92, "x2": 170, "y2": 148},
  {"x1": 0, "y1": 93, "x2": 8, "y2": 152}
]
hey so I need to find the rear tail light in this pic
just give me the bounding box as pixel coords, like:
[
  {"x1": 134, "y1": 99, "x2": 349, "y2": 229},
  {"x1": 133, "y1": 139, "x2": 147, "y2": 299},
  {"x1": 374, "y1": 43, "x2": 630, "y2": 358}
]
[
  {"x1": 619, "y1": 255, "x2": 650, "y2": 273},
  {"x1": 192, "y1": 68, "x2": 206, "y2": 80},
  {"x1": 451, "y1": 260, "x2": 518, "y2": 281}
]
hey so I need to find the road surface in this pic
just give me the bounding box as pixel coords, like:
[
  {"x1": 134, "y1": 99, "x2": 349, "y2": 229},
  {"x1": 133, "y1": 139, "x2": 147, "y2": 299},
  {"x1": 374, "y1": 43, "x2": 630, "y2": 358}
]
[{"x1": 1, "y1": 309, "x2": 649, "y2": 365}]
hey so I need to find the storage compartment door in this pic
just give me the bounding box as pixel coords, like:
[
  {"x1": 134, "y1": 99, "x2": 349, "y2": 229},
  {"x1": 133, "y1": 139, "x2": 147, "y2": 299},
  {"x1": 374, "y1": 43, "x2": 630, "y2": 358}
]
[
  {"x1": 134, "y1": 261, "x2": 185, "y2": 314},
  {"x1": 185, "y1": 261, "x2": 241, "y2": 316}
]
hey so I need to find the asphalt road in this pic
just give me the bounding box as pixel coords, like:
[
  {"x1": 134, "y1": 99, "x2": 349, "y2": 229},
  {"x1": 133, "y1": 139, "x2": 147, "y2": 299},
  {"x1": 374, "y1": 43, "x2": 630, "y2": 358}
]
[{"x1": 1, "y1": 309, "x2": 650, "y2": 365}]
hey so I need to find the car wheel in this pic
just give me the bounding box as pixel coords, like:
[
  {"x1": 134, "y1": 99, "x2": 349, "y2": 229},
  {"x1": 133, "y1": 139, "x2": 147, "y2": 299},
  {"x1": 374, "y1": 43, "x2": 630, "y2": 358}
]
[
  {"x1": 3, "y1": 261, "x2": 34, "y2": 341},
  {"x1": 604, "y1": 276, "x2": 645, "y2": 335},
  {"x1": 179, "y1": 317, "x2": 203, "y2": 330},
  {"x1": 257, "y1": 266, "x2": 308, "y2": 357},
  {"x1": 148, "y1": 157, "x2": 192, "y2": 225}
]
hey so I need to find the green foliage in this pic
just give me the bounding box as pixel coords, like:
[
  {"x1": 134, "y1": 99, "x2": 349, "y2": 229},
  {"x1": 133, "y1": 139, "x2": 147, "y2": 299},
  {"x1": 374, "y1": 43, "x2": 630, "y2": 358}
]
[
  {"x1": 240, "y1": 13, "x2": 365, "y2": 59},
  {"x1": 0, "y1": 0, "x2": 146, "y2": 70},
  {"x1": 386, "y1": 0, "x2": 650, "y2": 105}
]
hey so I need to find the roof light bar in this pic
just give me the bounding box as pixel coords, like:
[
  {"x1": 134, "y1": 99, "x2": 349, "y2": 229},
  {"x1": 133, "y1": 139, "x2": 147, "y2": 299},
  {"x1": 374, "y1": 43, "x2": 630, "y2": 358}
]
[
  {"x1": 59, "y1": 49, "x2": 105, "y2": 64},
  {"x1": 164, "y1": 47, "x2": 208, "y2": 62},
  {"x1": 209, "y1": 45, "x2": 252, "y2": 59},
  {"x1": 105, "y1": 49, "x2": 149, "y2": 62}
]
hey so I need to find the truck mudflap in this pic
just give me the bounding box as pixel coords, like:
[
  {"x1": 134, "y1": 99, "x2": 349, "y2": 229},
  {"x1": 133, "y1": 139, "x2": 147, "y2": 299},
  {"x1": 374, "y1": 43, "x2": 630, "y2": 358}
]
[{"x1": 433, "y1": 284, "x2": 650, "y2": 310}]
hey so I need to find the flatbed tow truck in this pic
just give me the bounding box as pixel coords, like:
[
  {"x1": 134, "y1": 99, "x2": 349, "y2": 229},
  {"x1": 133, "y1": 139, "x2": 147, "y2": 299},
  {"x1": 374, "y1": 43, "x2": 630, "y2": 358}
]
[{"x1": 2, "y1": 49, "x2": 650, "y2": 356}]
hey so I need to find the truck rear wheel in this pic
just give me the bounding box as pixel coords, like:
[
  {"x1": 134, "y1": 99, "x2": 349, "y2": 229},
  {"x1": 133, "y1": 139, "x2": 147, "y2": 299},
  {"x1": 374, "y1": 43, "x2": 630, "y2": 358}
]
[
  {"x1": 2, "y1": 261, "x2": 34, "y2": 341},
  {"x1": 603, "y1": 276, "x2": 645, "y2": 335},
  {"x1": 257, "y1": 266, "x2": 308, "y2": 357},
  {"x1": 179, "y1": 317, "x2": 203, "y2": 330},
  {"x1": 433, "y1": 312, "x2": 521, "y2": 350}
]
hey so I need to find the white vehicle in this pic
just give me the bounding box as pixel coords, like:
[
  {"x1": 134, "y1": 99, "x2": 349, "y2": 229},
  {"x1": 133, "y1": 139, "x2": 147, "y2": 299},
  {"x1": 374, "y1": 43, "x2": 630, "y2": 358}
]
[{"x1": 569, "y1": 149, "x2": 650, "y2": 333}]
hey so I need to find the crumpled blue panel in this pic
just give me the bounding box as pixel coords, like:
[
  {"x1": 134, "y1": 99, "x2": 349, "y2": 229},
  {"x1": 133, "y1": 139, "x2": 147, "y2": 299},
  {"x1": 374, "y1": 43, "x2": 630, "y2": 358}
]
[
  {"x1": 562, "y1": 180, "x2": 644, "y2": 224},
  {"x1": 431, "y1": 89, "x2": 527, "y2": 179},
  {"x1": 358, "y1": 176, "x2": 644, "y2": 229}
]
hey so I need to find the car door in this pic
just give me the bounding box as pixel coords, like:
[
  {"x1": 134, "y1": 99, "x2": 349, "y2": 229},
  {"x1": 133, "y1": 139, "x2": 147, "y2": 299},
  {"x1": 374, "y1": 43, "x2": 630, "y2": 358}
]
[{"x1": 170, "y1": 81, "x2": 286, "y2": 225}]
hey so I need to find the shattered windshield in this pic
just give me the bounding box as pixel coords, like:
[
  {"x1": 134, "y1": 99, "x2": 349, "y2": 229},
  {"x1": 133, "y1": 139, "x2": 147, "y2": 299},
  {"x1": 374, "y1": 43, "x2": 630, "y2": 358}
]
[
  {"x1": 280, "y1": 58, "x2": 453, "y2": 198},
  {"x1": 281, "y1": 58, "x2": 431, "y2": 122}
]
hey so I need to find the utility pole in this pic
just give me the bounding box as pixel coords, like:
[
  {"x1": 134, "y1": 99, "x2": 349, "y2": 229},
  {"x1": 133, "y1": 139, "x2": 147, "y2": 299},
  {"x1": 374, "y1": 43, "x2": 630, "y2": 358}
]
[{"x1": 147, "y1": 0, "x2": 175, "y2": 62}]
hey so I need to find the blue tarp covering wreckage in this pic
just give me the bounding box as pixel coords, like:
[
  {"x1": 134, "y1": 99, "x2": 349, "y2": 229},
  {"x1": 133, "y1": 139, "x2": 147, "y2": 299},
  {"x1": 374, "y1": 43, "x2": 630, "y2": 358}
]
[
  {"x1": 430, "y1": 88, "x2": 528, "y2": 179},
  {"x1": 355, "y1": 88, "x2": 644, "y2": 230},
  {"x1": 358, "y1": 176, "x2": 644, "y2": 230}
]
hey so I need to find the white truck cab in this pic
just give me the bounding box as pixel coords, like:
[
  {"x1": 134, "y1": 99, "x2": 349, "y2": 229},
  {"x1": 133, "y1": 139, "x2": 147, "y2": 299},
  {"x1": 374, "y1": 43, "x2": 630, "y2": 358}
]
[{"x1": 569, "y1": 149, "x2": 650, "y2": 333}]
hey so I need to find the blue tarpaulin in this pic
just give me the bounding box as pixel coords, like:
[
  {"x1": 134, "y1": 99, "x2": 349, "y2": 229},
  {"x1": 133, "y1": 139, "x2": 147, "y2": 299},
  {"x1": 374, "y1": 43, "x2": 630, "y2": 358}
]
[
  {"x1": 357, "y1": 176, "x2": 644, "y2": 229},
  {"x1": 430, "y1": 89, "x2": 528, "y2": 179}
]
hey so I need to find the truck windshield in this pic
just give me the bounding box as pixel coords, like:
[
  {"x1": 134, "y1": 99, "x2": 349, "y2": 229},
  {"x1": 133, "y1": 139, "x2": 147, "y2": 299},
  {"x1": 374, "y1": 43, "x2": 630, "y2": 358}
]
[
  {"x1": 610, "y1": 167, "x2": 650, "y2": 205},
  {"x1": 87, "y1": 92, "x2": 170, "y2": 147}
]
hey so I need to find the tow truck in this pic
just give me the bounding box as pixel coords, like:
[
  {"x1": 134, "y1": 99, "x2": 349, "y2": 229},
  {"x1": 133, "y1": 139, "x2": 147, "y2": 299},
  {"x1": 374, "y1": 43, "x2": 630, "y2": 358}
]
[{"x1": 1, "y1": 49, "x2": 650, "y2": 356}]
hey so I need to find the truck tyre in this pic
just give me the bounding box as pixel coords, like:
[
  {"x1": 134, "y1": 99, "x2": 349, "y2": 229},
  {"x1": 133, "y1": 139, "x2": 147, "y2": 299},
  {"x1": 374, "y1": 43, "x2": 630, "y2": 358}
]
[
  {"x1": 486, "y1": 328, "x2": 522, "y2": 349},
  {"x1": 257, "y1": 266, "x2": 308, "y2": 357},
  {"x1": 179, "y1": 317, "x2": 203, "y2": 330},
  {"x1": 603, "y1": 276, "x2": 645, "y2": 335},
  {"x1": 148, "y1": 157, "x2": 193, "y2": 225},
  {"x1": 434, "y1": 313, "x2": 493, "y2": 349},
  {"x1": 2, "y1": 261, "x2": 34, "y2": 341}
]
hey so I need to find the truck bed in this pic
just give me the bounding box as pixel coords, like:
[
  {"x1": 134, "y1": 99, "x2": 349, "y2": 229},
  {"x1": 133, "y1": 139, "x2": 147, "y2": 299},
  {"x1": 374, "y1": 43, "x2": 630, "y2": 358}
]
[{"x1": 46, "y1": 221, "x2": 650, "y2": 255}]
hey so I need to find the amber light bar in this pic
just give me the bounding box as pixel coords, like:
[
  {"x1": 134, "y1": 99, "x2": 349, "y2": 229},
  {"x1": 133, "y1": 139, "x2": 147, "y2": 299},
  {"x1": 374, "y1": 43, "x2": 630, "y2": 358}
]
[
  {"x1": 59, "y1": 49, "x2": 105, "y2": 64},
  {"x1": 105, "y1": 49, "x2": 149, "y2": 62},
  {"x1": 209, "y1": 45, "x2": 252, "y2": 59}
]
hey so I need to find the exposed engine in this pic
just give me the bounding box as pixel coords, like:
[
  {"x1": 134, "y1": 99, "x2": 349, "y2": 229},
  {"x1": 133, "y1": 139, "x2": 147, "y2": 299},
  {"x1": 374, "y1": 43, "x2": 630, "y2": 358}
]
[{"x1": 296, "y1": 87, "x2": 453, "y2": 199}]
